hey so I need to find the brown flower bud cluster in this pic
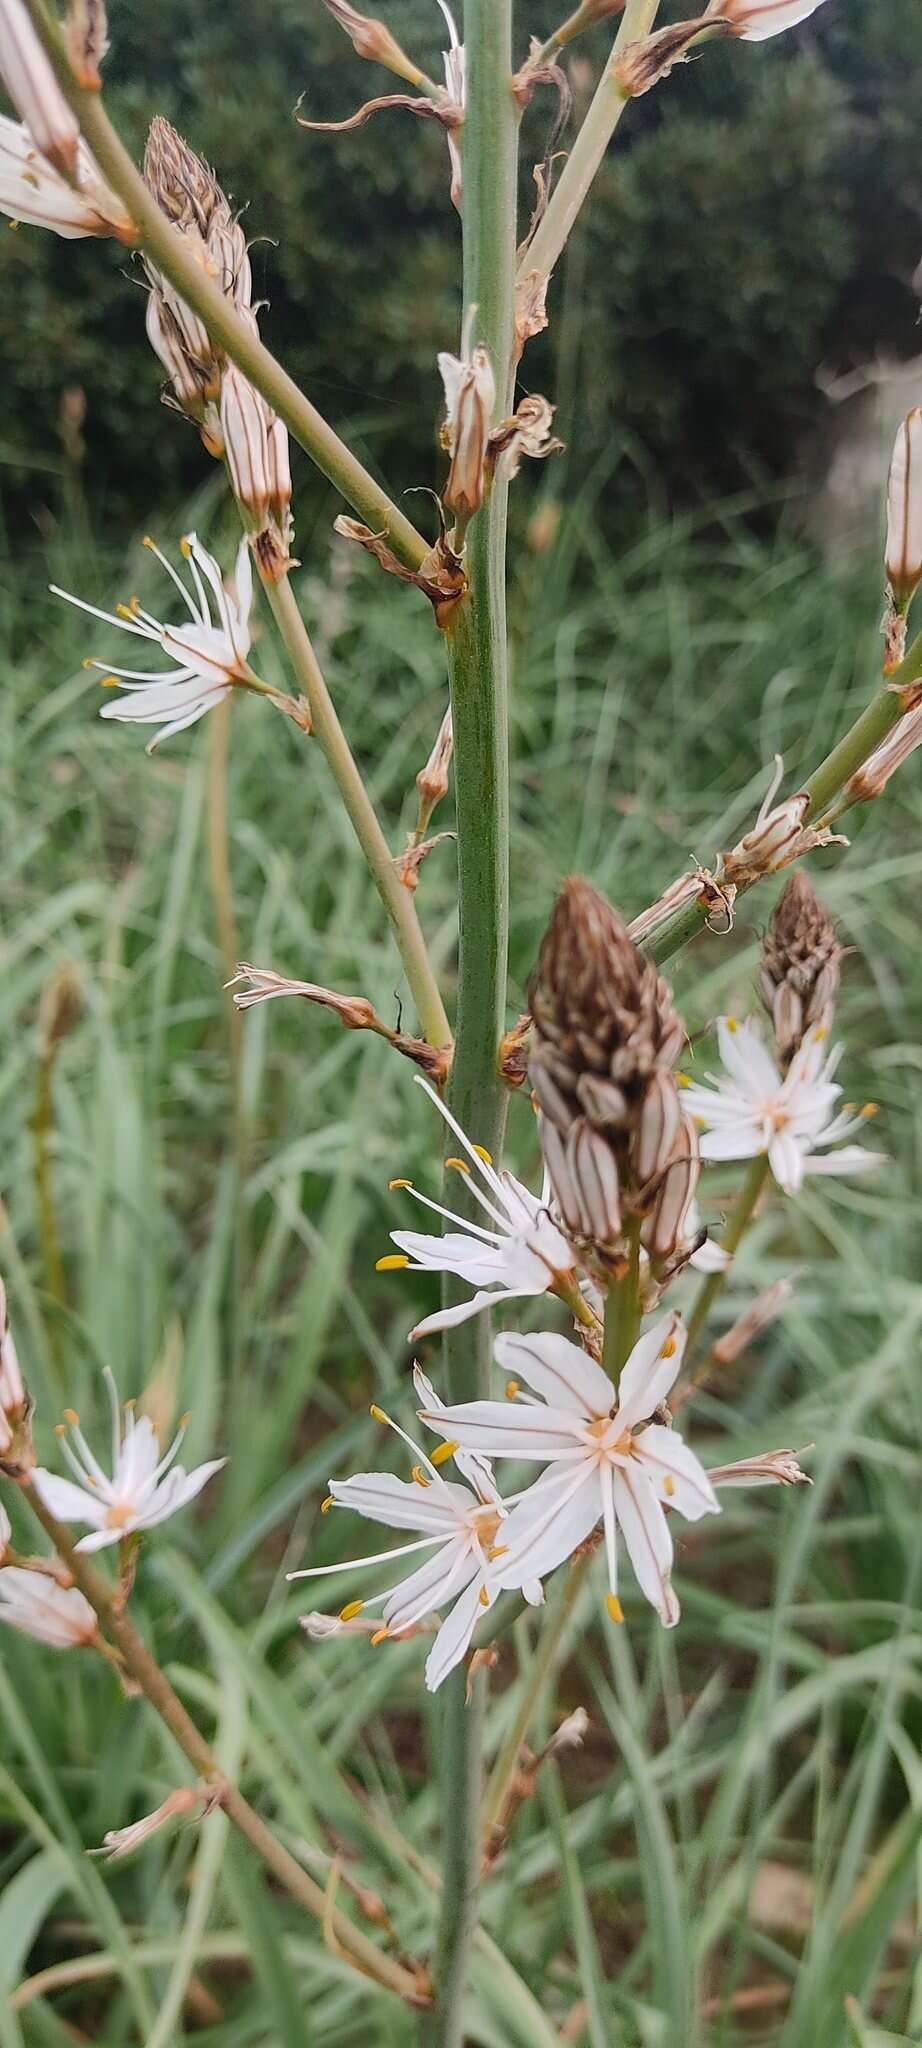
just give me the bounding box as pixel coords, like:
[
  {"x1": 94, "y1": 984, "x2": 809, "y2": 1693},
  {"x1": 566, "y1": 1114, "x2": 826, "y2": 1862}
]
[
  {"x1": 759, "y1": 872, "x2": 840, "y2": 1066},
  {"x1": 142, "y1": 119, "x2": 292, "y2": 568},
  {"x1": 528, "y1": 878, "x2": 697, "y2": 1269}
]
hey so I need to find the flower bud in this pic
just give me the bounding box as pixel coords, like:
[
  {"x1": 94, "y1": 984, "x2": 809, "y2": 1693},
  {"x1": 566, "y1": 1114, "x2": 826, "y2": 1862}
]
[
  {"x1": 711, "y1": 1278, "x2": 794, "y2": 1367},
  {"x1": 320, "y1": 0, "x2": 426, "y2": 87},
  {"x1": 145, "y1": 290, "x2": 208, "y2": 417},
  {"x1": 846, "y1": 704, "x2": 922, "y2": 806},
  {"x1": 0, "y1": 1275, "x2": 31, "y2": 1477},
  {"x1": 438, "y1": 336, "x2": 496, "y2": 536},
  {"x1": 885, "y1": 410, "x2": 922, "y2": 606},
  {"x1": 0, "y1": 0, "x2": 80, "y2": 178},
  {"x1": 716, "y1": 0, "x2": 829, "y2": 38},
  {"x1": 265, "y1": 414, "x2": 293, "y2": 532},
  {"x1": 643, "y1": 1113, "x2": 700, "y2": 1258},
  {"x1": 220, "y1": 364, "x2": 274, "y2": 529},
  {"x1": 143, "y1": 114, "x2": 222, "y2": 236},
  {"x1": 759, "y1": 871, "x2": 840, "y2": 1065},
  {"x1": 206, "y1": 202, "x2": 252, "y2": 312},
  {"x1": 413, "y1": 705, "x2": 453, "y2": 841},
  {"x1": 64, "y1": 0, "x2": 109, "y2": 89}
]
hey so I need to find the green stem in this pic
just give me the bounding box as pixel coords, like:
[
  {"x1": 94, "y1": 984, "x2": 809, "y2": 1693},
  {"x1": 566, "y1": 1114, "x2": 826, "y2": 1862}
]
[
  {"x1": 481, "y1": 1556, "x2": 591, "y2": 1841},
  {"x1": 641, "y1": 626, "x2": 922, "y2": 970},
  {"x1": 426, "y1": 7, "x2": 519, "y2": 2043},
  {"x1": 602, "y1": 1214, "x2": 642, "y2": 1379},
  {"x1": 517, "y1": 0, "x2": 659, "y2": 291},
  {"x1": 261, "y1": 573, "x2": 451, "y2": 1050},
  {"x1": 680, "y1": 1154, "x2": 770, "y2": 1370},
  {"x1": 22, "y1": 0, "x2": 427, "y2": 572},
  {"x1": 31, "y1": 1051, "x2": 67, "y2": 1364},
  {"x1": 206, "y1": 700, "x2": 248, "y2": 1405},
  {"x1": 15, "y1": 1480, "x2": 423, "y2": 2006}
]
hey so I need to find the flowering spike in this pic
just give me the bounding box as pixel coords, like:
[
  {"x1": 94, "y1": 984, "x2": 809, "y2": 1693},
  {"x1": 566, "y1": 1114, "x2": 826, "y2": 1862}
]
[{"x1": 759, "y1": 872, "x2": 841, "y2": 1066}]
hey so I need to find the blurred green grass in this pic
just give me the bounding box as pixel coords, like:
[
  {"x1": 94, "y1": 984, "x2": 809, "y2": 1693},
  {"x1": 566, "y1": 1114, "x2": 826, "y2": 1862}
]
[{"x1": 1, "y1": 481, "x2": 921, "y2": 2045}]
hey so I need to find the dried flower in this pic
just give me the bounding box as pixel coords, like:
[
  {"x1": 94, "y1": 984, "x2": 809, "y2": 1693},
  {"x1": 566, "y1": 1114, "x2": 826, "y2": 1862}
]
[
  {"x1": 227, "y1": 966, "x2": 449, "y2": 1078},
  {"x1": 298, "y1": 2, "x2": 464, "y2": 210},
  {"x1": 90, "y1": 1786, "x2": 205, "y2": 1861},
  {"x1": 614, "y1": 17, "x2": 715, "y2": 97},
  {"x1": 486, "y1": 394, "x2": 562, "y2": 484},
  {"x1": 847, "y1": 704, "x2": 922, "y2": 805},
  {"x1": 381, "y1": 1076, "x2": 576, "y2": 1341},
  {"x1": 439, "y1": 323, "x2": 496, "y2": 538},
  {"x1": 759, "y1": 871, "x2": 841, "y2": 1066},
  {"x1": 143, "y1": 114, "x2": 222, "y2": 236},
  {"x1": 32, "y1": 1368, "x2": 224, "y2": 1551},
  {"x1": 52, "y1": 532, "x2": 259, "y2": 751},
  {"x1": 0, "y1": 1567, "x2": 98, "y2": 1648},
  {"x1": 0, "y1": 0, "x2": 79, "y2": 177},
  {"x1": 723, "y1": 760, "x2": 845, "y2": 887},
  {"x1": 333, "y1": 514, "x2": 466, "y2": 629},
  {"x1": 708, "y1": 1447, "x2": 811, "y2": 1487},
  {"x1": 64, "y1": 0, "x2": 108, "y2": 88},
  {"x1": 220, "y1": 363, "x2": 275, "y2": 529},
  {"x1": 681, "y1": 1017, "x2": 885, "y2": 1193},
  {"x1": 0, "y1": 1277, "x2": 31, "y2": 1477},
  {"x1": 528, "y1": 878, "x2": 689, "y2": 1265},
  {"x1": 710, "y1": 1278, "x2": 794, "y2": 1366}
]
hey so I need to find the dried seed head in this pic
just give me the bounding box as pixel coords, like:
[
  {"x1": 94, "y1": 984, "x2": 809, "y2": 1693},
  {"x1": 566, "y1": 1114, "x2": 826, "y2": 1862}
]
[
  {"x1": 143, "y1": 115, "x2": 223, "y2": 236},
  {"x1": 0, "y1": 0, "x2": 81, "y2": 177},
  {"x1": 759, "y1": 871, "x2": 841, "y2": 1064},
  {"x1": 529, "y1": 878, "x2": 687, "y2": 1262}
]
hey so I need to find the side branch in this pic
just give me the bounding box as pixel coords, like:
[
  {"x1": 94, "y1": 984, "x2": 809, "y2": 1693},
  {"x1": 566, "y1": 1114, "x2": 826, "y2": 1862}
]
[{"x1": 22, "y1": 0, "x2": 428, "y2": 571}]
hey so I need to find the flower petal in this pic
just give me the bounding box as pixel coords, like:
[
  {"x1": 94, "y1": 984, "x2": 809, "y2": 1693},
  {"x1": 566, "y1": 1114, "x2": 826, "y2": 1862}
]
[
  {"x1": 494, "y1": 1330, "x2": 615, "y2": 1420},
  {"x1": 418, "y1": 1398, "x2": 582, "y2": 1459},
  {"x1": 329, "y1": 1471, "x2": 468, "y2": 1534},
  {"x1": 495, "y1": 1464, "x2": 601, "y2": 1587},
  {"x1": 615, "y1": 1314, "x2": 686, "y2": 1432},
  {"x1": 612, "y1": 1466, "x2": 678, "y2": 1626},
  {"x1": 424, "y1": 1575, "x2": 488, "y2": 1692},
  {"x1": 634, "y1": 1426, "x2": 720, "y2": 1522},
  {"x1": 30, "y1": 1469, "x2": 107, "y2": 1528}
]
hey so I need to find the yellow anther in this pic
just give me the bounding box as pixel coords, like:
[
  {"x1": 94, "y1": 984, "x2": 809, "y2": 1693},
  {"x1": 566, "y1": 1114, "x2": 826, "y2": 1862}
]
[
  {"x1": 82, "y1": 657, "x2": 95, "y2": 669},
  {"x1": 445, "y1": 1157, "x2": 471, "y2": 1175},
  {"x1": 505, "y1": 1379, "x2": 520, "y2": 1400},
  {"x1": 62, "y1": 1408, "x2": 80, "y2": 1426},
  {"x1": 472, "y1": 1144, "x2": 492, "y2": 1165},
  {"x1": 320, "y1": 1495, "x2": 334, "y2": 1514},
  {"x1": 369, "y1": 1404, "x2": 390, "y2": 1425},
  {"x1": 861, "y1": 1102, "x2": 879, "y2": 1119},
  {"x1": 376, "y1": 1254, "x2": 409, "y2": 1272},
  {"x1": 664, "y1": 1475, "x2": 675, "y2": 1498},
  {"x1": 693, "y1": 1115, "x2": 706, "y2": 1128},
  {"x1": 54, "y1": 1422, "x2": 66, "y2": 1437},
  {"x1": 726, "y1": 1016, "x2": 738, "y2": 1032},
  {"x1": 411, "y1": 1465, "x2": 431, "y2": 1489},
  {"x1": 99, "y1": 675, "x2": 119, "y2": 688},
  {"x1": 487, "y1": 1544, "x2": 508, "y2": 1561},
  {"x1": 124, "y1": 1399, "x2": 136, "y2": 1411},
  {"x1": 815, "y1": 1025, "x2": 828, "y2": 1041},
  {"x1": 606, "y1": 1594, "x2": 624, "y2": 1624},
  {"x1": 661, "y1": 1337, "x2": 677, "y2": 1359},
  {"x1": 142, "y1": 535, "x2": 154, "y2": 549},
  {"x1": 180, "y1": 536, "x2": 192, "y2": 558},
  {"x1": 339, "y1": 1599, "x2": 364, "y2": 1622},
  {"x1": 676, "y1": 1072, "x2": 691, "y2": 1087},
  {"x1": 371, "y1": 1627, "x2": 390, "y2": 1646},
  {"x1": 115, "y1": 602, "x2": 135, "y2": 622},
  {"x1": 478, "y1": 1586, "x2": 490, "y2": 1608},
  {"x1": 431, "y1": 1441, "x2": 457, "y2": 1466},
  {"x1": 388, "y1": 1178, "x2": 412, "y2": 1191}
]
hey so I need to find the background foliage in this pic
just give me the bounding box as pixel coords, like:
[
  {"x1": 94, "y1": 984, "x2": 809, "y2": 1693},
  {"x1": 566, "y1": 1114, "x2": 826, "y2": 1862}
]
[{"x1": 1, "y1": 0, "x2": 921, "y2": 540}]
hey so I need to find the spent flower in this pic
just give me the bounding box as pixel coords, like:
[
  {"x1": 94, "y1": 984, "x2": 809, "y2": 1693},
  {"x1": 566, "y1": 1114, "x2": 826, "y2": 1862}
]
[
  {"x1": 0, "y1": 1567, "x2": 98, "y2": 1648},
  {"x1": 439, "y1": 318, "x2": 496, "y2": 539}
]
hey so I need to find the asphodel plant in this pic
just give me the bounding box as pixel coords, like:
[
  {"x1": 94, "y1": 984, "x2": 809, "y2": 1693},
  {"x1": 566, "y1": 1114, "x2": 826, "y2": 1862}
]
[{"x1": 0, "y1": 0, "x2": 919, "y2": 2034}]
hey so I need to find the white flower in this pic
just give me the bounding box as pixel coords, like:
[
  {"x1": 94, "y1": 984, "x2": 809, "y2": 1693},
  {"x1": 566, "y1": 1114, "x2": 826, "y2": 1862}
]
[
  {"x1": 680, "y1": 1017, "x2": 885, "y2": 1194},
  {"x1": 31, "y1": 1370, "x2": 224, "y2": 1552},
  {"x1": 0, "y1": 1567, "x2": 97, "y2": 1648},
  {"x1": 50, "y1": 533, "x2": 257, "y2": 750},
  {"x1": 382, "y1": 1076, "x2": 577, "y2": 1341},
  {"x1": 0, "y1": 0, "x2": 79, "y2": 176},
  {"x1": 886, "y1": 409, "x2": 922, "y2": 606},
  {"x1": 0, "y1": 1503, "x2": 10, "y2": 1558},
  {"x1": 717, "y1": 0, "x2": 830, "y2": 38},
  {"x1": 289, "y1": 1397, "x2": 540, "y2": 1693},
  {"x1": 419, "y1": 1312, "x2": 718, "y2": 1629},
  {"x1": 0, "y1": 1274, "x2": 25, "y2": 1452},
  {"x1": 0, "y1": 117, "x2": 132, "y2": 238}
]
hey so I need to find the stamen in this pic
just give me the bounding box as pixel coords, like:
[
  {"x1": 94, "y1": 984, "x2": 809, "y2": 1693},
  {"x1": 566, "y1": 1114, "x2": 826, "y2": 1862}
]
[
  {"x1": 376, "y1": 1254, "x2": 409, "y2": 1271},
  {"x1": 411, "y1": 1465, "x2": 431, "y2": 1489},
  {"x1": 661, "y1": 1338, "x2": 677, "y2": 1358},
  {"x1": 663, "y1": 1475, "x2": 675, "y2": 1497},
  {"x1": 726, "y1": 1016, "x2": 738, "y2": 1033},
  {"x1": 115, "y1": 603, "x2": 135, "y2": 622},
  {"x1": 63, "y1": 1409, "x2": 80, "y2": 1425},
  {"x1": 180, "y1": 536, "x2": 192, "y2": 558},
  {"x1": 676, "y1": 1073, "x2": 691, "y2": 1087},
  {"x1": 606, "y1": 1593, "x2": 624, "y2": 1623},
  {"x1": 54, "y1": 1422, "x2": 66, "y2": 1437},
  {"x1": 371, "y1": 1627, "x2": 390, "y2": 1646},
  {"x1": 505, "y1": 1380, "x2": 520, "y2": 1399},
  {"x1": 388, "y1": 1179, "x2": 412, "y2": 1191},
  {"x1": 430, "y1": 1441, "x2": 457, "y2": 1466},
  {"x1": 861, "y1": 1103, "x2": 879, "y2": 1118},
  {"x1": 369, "y1": 1404, "x2": 390, "y2": 1425},
  {"x1": 320, "y1": 1495, "x2": 334, "y2": 1514},
  {"x1": 487, "y1": 1543, "x2": 508, "y2": 1560},
  {"x1": 478, "y1": 1586, "x2": 490, "y2": 1608},
  {"x1": 445, "y1": 1157, "x2": 471, "y2": 1175},
  {"x1": 98, "y1": 675, "x2": 119, "y2": 688},
  {"x1": 472, "y1": 1144, "x2": 492, "y2": 1165},
  {"x1": 339, "y1": 1599, "x2": 364, "y2": 1622}
]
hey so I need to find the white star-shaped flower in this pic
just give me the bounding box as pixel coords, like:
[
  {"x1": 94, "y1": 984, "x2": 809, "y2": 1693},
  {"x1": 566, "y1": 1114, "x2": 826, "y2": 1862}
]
[
  {"x1": 419, "y1": 1312, "x2": 719, "y2": 1629},
  {"x1": 680, "y1": 1018, "x2": 885, "y2": 1194},
  {"x1": 51, "y1": 533, "x2": 257, "y2": 750},
  {"x1": 32, "y1": 1370, "x2": 225, "y2": 1552},
  {"x1": 290, "y1": 1387, "x2": 540, "y2": 1692},
  {"x1": 383, "y1": 1077, "x2": 578, "y2": 1341},
  {"x1": 0, "y1": 118, "x2": 133, "y2": 237}
]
